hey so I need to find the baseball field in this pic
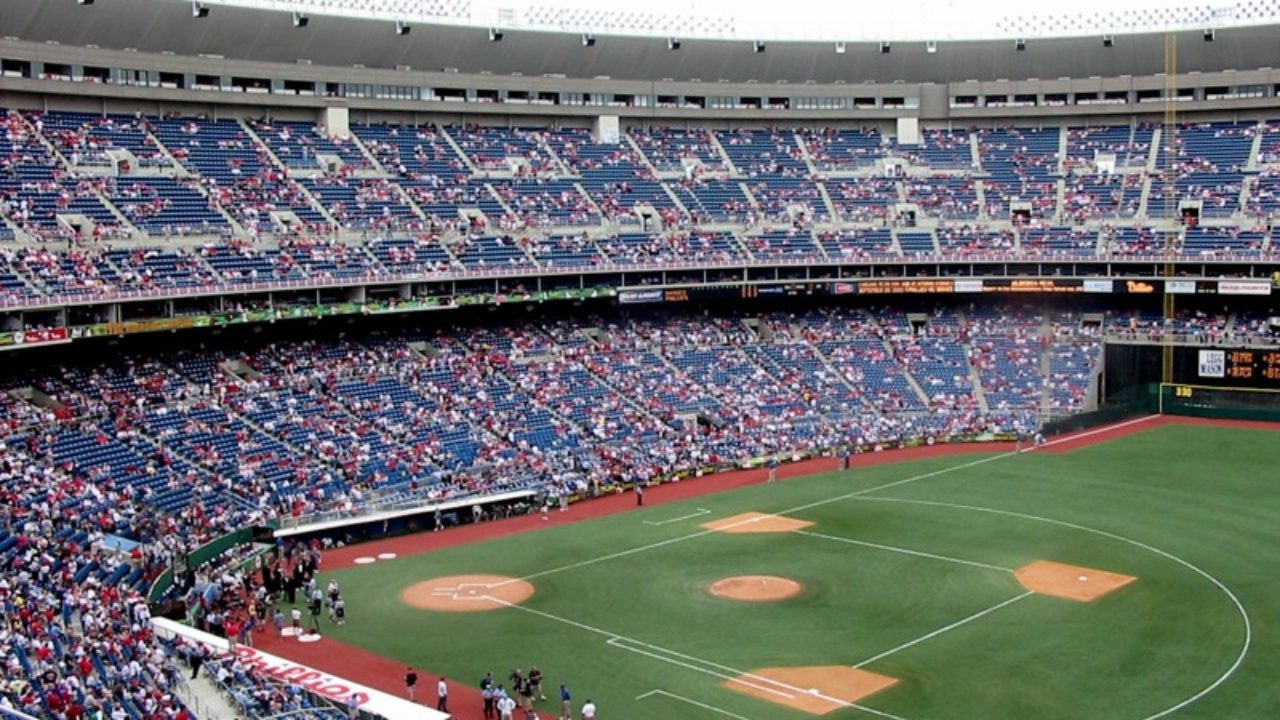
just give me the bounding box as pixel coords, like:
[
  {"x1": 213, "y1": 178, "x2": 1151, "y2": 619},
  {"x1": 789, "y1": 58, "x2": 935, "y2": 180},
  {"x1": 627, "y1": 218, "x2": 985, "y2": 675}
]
[{"x1": 263, "y1": 417, "x2": 1280, "y2": 719}]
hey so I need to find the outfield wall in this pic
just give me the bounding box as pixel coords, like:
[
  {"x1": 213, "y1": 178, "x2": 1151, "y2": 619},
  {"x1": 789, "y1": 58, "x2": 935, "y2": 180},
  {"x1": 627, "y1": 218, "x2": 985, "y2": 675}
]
[
  {"x1": 1157, "y1": 384, "x2": 1280, "y2": 422},
  {"x1": 1102, "y1": 343, "x2": 1280, "y2": 422}
]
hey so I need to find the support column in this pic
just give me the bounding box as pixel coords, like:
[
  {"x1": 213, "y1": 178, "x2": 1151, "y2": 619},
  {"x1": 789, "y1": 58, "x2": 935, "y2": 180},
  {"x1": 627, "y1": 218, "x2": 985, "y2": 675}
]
[
  {"x1": 594, "y1": 115, "x2": 620, "y2": 144},
  {"x1": 320, "y1": 105, "x2": 350, "y2": 139}
]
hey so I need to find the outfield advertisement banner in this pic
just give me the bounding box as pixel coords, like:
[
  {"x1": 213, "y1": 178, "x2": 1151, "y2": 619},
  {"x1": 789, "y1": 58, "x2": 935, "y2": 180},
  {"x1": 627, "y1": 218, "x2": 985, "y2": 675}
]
[
  {"x1": 1124, "y1": 280, "x2": 1158, "y2": 294},
  {"x1": 1166, "y1": 280, "x2": 1197, "y2": 294},
  {"x1": 1198, "y1": 350, "x2": 1226, "y2": 378},
  {"x1": 0, "y1": 327, "x2": 70, "y2": 347},
  {"x1": 618, "y1": 289, "x2": 665, "y2": 304},
  {"x1": 982, "y1": 279, "x2": 1084, "y2": 293},
  {"x1": 1218, "y1": 280, "x2": 1272, "y2": 296},
  {"x1": 858, "y1": 279, "x2": 956, "y2": 294}
]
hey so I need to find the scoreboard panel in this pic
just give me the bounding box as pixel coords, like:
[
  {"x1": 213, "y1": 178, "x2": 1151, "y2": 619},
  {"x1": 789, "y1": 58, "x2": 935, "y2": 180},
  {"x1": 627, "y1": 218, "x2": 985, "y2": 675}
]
[
  {"x1": 1224, "y1": 350, "x2": 1280, "y2": 383},
  {"x1": 1188, "y1": 348, "x2": 1280, "y2": 387}
]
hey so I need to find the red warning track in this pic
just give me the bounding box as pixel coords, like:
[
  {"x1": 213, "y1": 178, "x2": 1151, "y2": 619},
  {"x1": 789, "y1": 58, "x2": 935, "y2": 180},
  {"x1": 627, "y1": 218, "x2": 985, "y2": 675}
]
[{"x1": 263, "y1": 415, "x2": 1278, "y2": 719}]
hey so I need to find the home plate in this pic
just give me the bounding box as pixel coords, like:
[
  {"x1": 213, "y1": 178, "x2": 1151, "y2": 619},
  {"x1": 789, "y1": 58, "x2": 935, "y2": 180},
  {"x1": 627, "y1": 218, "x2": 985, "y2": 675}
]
[
  {"x1": 354, "y1": 557, "x2": 377, "y2": 565},
  {"x1": 378, "y1": 553, "x2": 398, "y2": 560}
]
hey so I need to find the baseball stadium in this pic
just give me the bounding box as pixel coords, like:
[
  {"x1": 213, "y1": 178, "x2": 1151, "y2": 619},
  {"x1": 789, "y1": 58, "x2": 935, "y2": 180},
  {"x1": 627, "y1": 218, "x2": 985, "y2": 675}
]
[{"x1": 0, "y1": 1, "x2": 1279, "y2": 719}]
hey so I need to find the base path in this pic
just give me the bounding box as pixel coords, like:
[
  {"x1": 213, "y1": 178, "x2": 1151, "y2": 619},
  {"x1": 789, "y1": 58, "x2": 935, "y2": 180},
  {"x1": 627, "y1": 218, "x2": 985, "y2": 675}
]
[
  {"x1": 724, "y1": 666, "x2": 898, "y2": 716},
  {"x1": 1015, "y1": 560, "x2": 1137, "y2": 602},
  {"x1": 401, "y1": 574, "x2": 535, "y2": 612},
  {"x1": 709, "y1": 575, "x2": 804, "y2": 602}
]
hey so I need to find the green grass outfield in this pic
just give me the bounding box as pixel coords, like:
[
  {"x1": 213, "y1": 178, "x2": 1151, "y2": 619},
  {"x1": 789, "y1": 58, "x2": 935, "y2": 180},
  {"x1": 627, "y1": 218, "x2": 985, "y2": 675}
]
[{"x1": 315, "y1": 424, "x2": 1279, "y2": 719}]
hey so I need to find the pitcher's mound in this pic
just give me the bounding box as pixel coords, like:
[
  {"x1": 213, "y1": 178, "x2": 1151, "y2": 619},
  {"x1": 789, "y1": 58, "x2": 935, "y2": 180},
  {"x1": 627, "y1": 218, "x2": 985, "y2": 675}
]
[
  {"x1": 401, "y1": 574, "x2": 534, "y2": 612},
  {"x1": 1015, "y1": 560, "x2": 1136, "y2": 602},
  {"x1": 709, "y1": 575, "x2": 804, "y2": 602},
  {"x1": 702, "y1": 512, "x2": 813, "y2": 534},
  {"x1": 725, "y1": 666, "x2": 898, "y2": 715}
]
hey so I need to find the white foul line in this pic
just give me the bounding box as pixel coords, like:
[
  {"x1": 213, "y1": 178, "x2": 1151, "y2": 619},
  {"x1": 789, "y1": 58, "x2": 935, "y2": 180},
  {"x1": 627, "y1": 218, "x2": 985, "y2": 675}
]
[
  {"x1": 485, "y1": 596, "x2": 907, "y2": 720},
  {"x1": 607, "y1": 639, "x2": 794, "y2": 700},
  {"x1": 636, "y1": 689, "x2": 754, "y2": 720},
  {"x1": 1020, "y1": 414, "x2": 1161, "y2": 454},
  {"x1": 854, "y1": 592, "x2": 1035, "y2": 669},
  {"x1": 794, "y1": 530, "x2": 1014, "y2": 573},
  {"x1": 644, "y1": 508, "x2": 712, "y2": 526}
]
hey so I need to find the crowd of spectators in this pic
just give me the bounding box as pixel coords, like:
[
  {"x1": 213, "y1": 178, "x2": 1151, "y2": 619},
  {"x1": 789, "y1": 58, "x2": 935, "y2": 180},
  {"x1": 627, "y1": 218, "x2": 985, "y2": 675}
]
[
  {"x1": 1064, "y1": 124, "x2": 1154, "y2": 171},
  {"x1": 800, "y1": 128, "x2": 885, "y2": 172},
  {"x1": 8, "y1": 111, "x2": 1280, "y2": 258},
  {"x1": 0, "y1": 306, "x2": 1104, "y2": 528},
  {"x1": 630, "y1": 129, "x2": 726, "y2": 173},
  {"x1": 903, "y1": 176, "x2": 979, "y2": 219},
  {"x1": 935, "y1": 225, "x2": 1017, "y2": 255},
  {"x1": 1063, "y1": 172, "x2": 1143, "y2": 221},
  {"x1": 0, "y1": 421, "x2": 242, "y2": 719}
]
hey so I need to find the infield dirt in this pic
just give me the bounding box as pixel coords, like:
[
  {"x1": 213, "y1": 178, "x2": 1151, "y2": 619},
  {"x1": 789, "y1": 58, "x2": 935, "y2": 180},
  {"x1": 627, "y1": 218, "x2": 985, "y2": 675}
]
[{"x1": 709, "y1": 575, "x2": 805, "y2": 602}]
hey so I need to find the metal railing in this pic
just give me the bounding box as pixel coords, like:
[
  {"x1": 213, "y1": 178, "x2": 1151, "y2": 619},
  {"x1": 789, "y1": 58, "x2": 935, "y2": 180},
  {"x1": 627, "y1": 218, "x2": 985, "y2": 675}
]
[
  {"x1": 1103, "y1": 330, "x2": 1280, "y2": 348},
  {"x1": 1, "y1": 246, "x2": 1276, "y2": 311}
]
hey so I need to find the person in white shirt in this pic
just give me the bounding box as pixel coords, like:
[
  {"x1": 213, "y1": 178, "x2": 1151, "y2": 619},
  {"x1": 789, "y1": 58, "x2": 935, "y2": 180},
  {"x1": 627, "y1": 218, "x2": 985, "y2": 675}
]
[
  {"x1": 436, "y1": 677, "x2": 448, "y2": 712},
  {"x1": 497, "y1": 693, "x2": 516, "y2": 720},
  {"x1": 581, "y1": 699, "x2": 596, "y2": 719}
]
